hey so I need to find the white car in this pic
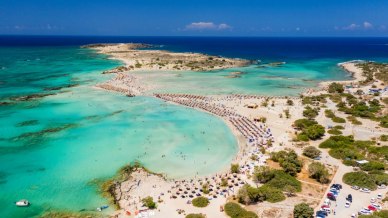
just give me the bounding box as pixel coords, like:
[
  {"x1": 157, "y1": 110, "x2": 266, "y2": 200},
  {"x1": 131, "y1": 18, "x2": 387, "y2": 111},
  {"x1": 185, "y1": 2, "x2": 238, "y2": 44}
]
[
  {"x1": 377, "y1": 193, "x2": 383, "y2": 199},
  {"x1": 323, "y1": 198, "x2": 331, "y2": 206},
  {"x1": 370, "y1": 197, "x2": 376, "y2": 203},
  {"x1": 360, "y1": 188, "x2": 371, "y2": 193},
  {"x1": 345, "y1": 201, "x2": 351, "y2": 208},
  {"x1": 371, "y1": 203, "x2": 382, "y2": 210},
  {"x1": 378, "y1": 184, "x2": 386, "y2": 189},
  {"x1": 359, "y1": 209, "x2": 372, "y2": 215}
]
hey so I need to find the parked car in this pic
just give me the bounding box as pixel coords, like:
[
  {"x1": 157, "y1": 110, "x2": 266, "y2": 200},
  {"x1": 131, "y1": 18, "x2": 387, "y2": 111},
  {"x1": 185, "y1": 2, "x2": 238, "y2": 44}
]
[
  {"x1": 346, "y1": 194, "x2": 353, "y2": 202},
  {"x1": 327, "y1": 193, "x2": 336, "y2": 201},
  {"x1": 378, "y1": 184, "x2": 386, "y2": 189},
  {"x1": 352, "y1": 185, "x2": 360, "y2": 190},
  {"x1": 359, "y1": 209, "x2": 372, "y2": 215},
  {"x1": 321, "y1": 207, "x2": 331, "y2": 214},
  {"x1": 323, "y1": 198, "x2": 331, "y2": 206},
  {"x1": 360, "y1": 188, "x2": 371, "y2": 193},
  {"x1": 362, "y1": 207, "x2": 372, "y2": 213},
  {"x1": 321, "y1": 205, "x2": 330, "y2": 209},
  {"x1": 345, "y1": 201, "x2": 351, "y2": 208},
  {"x1": 330, "y1": 188, "x2": 340, "y2": 193},
  {"x1": 316, "y1": 210, "x2": 327, "y2": 218},
  {"x1": 371, "y1": 203, "x2": 382, "y2": 210},
  {"x1": 351, "y1": 213, "x2": 356, "y2": 218},
  {"x1": 368, "y1": 205, "x2": 377, "y2": 211},
  {"x1": 377, "y1": 193, "x2": 383, "y2": 199},
  {"x1": 331, "y1": 184, "x2": 342, "y2": 190}
]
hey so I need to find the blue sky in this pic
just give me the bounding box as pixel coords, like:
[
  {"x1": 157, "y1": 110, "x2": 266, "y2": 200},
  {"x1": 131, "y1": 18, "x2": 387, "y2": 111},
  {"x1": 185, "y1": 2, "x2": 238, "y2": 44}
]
[{"x1": 0, "y1": 0, "x2": 387, "y2": 36}]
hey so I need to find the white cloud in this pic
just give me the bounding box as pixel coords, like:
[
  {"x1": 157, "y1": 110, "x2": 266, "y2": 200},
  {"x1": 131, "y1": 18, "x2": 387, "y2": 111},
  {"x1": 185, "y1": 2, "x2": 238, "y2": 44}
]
[
  {"x1": 363, "y1": 21, "x2": 373, "y2": 29},
  {"x1": 340, "y1": 21, "x2": 374, "y2": 31},
  {"x1": 185, "y1": 22, "x2": 232, "y2": 31},
  {"x1": 343, "y1": 23, "x2": 359, "y2": 30},
  {"x1": 218, "y1": 23, "x2": 231, "y2": 30}
]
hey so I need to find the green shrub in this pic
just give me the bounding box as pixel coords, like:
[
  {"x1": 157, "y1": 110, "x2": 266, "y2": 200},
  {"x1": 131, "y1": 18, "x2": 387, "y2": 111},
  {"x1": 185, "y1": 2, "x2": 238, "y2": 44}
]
[
  {"x1": 297, "y1": 134, "x2": 310, "y2": 142},
  {"x1": 346, "y1": 115, "x2": 361, "y2": 125},
  {"x1": 328, "y1": 128, "x2": 342, "y2": 135},
  {"x1": 186, "y1": 214, "x2": 205, "y2": 218},
  {"x1": 293, "y1": 203, "x2": 314, "y2": 218},
  {"x1": 334, "y1": 125, "x2": 345, "y2": 130},
  {"x1": 332, "y1": 116, "x2": 346, "y2": 123},
  {"x1": 319, "y1": 135, "x2": 354, "y2": 149},
  {"x1": 142, "y1": 196, "x2": 157, "y2": 209},
  {"x1": 380, "y1": 135, "x2": 388, "y2": 141},
  {"x1": 266, "y1": 170, "x2": 302, "y2": 192},
  {"x1": 224, "y1": 202, "x2": 258, "y2": 218},
  {"x1": 231, "y1": 164, "x2": 240, "y2": 173},
  {"x1": 192, "y1": 196, "x2": 209, "y2": 208},
  {"x1": 303, "y1": 106, "x2": 319, "y2": 119},
  {"x1": 303, "y1": 146, "x2": 321, "y2": 159},
  {"x1": 259, "y1": 185, "x2": 286, "y2": 203},
  {"x1": 360, "y1": 161, "x2": 385, "y2": 172},
  {"x1": 304, "y1": 124, "x2": 325, "y2": 140},
  {"x1": 325, "y1": 109, "x2": 335, "y2": 118},
  {"x1": 271, "y1": 150, "x2": 303, "y2": 176},
  {"x1": 343, "y1": 172, "x2": 377, "y2": 190},
  {"x1": 308, "y1": 162, "x2": 330, "y2": 184},
  {"x1": 294, "y1": 119, "x2": 318, "y2": 130},
  {"x1": 253, "y1": 166, "x2": 275, "y2": 183},
  {"x1": 328, "y1": 82, "x2": 344, "y2": 93}
]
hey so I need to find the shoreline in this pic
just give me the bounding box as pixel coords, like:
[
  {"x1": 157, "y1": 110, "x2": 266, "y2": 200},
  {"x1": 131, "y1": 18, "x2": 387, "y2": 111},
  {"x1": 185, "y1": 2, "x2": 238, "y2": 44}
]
[{"x1": 82, "y1": 43, "x2": 380, "y2": 217}]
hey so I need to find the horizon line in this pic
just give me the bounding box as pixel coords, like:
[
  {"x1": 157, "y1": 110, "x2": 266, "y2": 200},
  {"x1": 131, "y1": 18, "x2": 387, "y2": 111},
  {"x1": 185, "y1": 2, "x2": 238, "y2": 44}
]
[{"x1": 1, "y1": 34, "x2": 388, "y2": 38}]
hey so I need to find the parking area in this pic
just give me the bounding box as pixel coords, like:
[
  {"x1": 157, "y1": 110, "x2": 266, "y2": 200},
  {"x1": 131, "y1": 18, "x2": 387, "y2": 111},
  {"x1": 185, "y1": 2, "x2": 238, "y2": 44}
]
[{"x1": 316, "y1": 182, "x2": 386, "y2": 217}]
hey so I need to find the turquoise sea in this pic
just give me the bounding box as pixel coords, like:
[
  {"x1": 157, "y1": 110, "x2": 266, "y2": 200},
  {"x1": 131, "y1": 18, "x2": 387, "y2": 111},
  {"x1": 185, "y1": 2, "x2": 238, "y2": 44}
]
[{"x1": 1, "y1": 36, "x2": 388, "y2": 217}]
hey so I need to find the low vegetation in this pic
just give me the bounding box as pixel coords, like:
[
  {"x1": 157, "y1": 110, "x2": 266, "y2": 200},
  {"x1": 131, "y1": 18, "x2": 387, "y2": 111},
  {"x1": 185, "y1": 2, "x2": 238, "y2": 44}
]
[
  {"x1": 253, "y1": 166, "x2": 302, "y2": 192},
  {"x1": 142, "y1": 196, "x2": 157, "y2": 209},
  {"x1": 328, "y1": 82, "x2": 344, "y2": 93},
  {"x1": 343, "y1": 172, "x2": 377, "y2": 190},
  {"x1": 294, "y1": 119, "x2": 325, "y2": 141},
  {"x1": 293, "y1": 203, "x2": 314, "y2": 218},
  {"x1": 186, "y1": 214, "x2": 206, "y2": 218},
  {"x1": 192, "y1": 196, "x2": 209, "y2": 208},
  {"x1": 231, "y1": 163, "x2": 240, "y2": 173},
  {"x1": 319, "y1": 135, "x2": 388, "y2": 165},
  {"x1": 308, "y1": 162, "x2": 330, "y2": 184},
  {"x1": 271, "y1": 150, "x2": 303, "y2": 176},
  {"x1": 303, "y1": 146, "x2": 321, "y2": 159},
  {"x1": 237, "y1": 184, "x2": 286, "y2": 204},
  {"x1": 224, "y1": 202, "x2": 258, "y2": 218},
  {"x1": 303, "y1": 106, "x2": 319, "y2": 119}
]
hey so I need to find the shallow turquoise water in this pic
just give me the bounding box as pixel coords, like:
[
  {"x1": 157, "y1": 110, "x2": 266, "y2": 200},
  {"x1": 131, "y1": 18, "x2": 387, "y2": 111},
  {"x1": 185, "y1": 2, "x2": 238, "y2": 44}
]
[
  {"x1": 0, "y1": 47, "x2": 237, "y2": 217},
  {"x1": 0, "y1": 45, "x2": 354, "y2": 217},
  {"x1": 139, "y1": 59, "x2": 350, "y2": 96}
]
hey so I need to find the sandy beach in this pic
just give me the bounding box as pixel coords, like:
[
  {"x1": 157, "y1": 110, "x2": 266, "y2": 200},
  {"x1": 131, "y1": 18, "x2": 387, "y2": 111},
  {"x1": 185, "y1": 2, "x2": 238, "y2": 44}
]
[{"x1": 85, "y1": 44, "x2": 387, "y2": 218}]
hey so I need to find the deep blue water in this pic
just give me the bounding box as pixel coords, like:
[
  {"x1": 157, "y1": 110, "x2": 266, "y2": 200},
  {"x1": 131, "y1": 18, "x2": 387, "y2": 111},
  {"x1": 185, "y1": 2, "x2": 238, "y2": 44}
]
[{"x1": 1, "y1": 36, "x2": 388, "y2": 61}]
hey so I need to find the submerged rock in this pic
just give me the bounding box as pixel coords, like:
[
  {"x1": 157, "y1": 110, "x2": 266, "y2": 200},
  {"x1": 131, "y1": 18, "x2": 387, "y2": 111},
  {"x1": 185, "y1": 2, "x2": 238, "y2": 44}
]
[
  {"x1": 16, "y1": 120, "x2": 39, "y2": 127},
  {"x1": 10, "y1": 92, "x2": 56, "y2": 101}
]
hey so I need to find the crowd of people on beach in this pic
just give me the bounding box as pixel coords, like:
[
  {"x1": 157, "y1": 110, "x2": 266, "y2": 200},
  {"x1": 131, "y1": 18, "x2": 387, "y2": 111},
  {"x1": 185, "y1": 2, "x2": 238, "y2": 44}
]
[{"x1": 154, "y1": 93, "x2": 274, "y2": 146}]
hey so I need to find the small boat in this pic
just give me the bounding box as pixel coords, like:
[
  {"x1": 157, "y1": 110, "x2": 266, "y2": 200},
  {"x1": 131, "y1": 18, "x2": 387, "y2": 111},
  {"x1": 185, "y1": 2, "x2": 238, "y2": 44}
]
[
  {"x1": 15, "y1": 199, "x2": 30, "y2": 207},
  {"x1": 97, "y1": 205, "x2": 109, "y2": 211}
]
